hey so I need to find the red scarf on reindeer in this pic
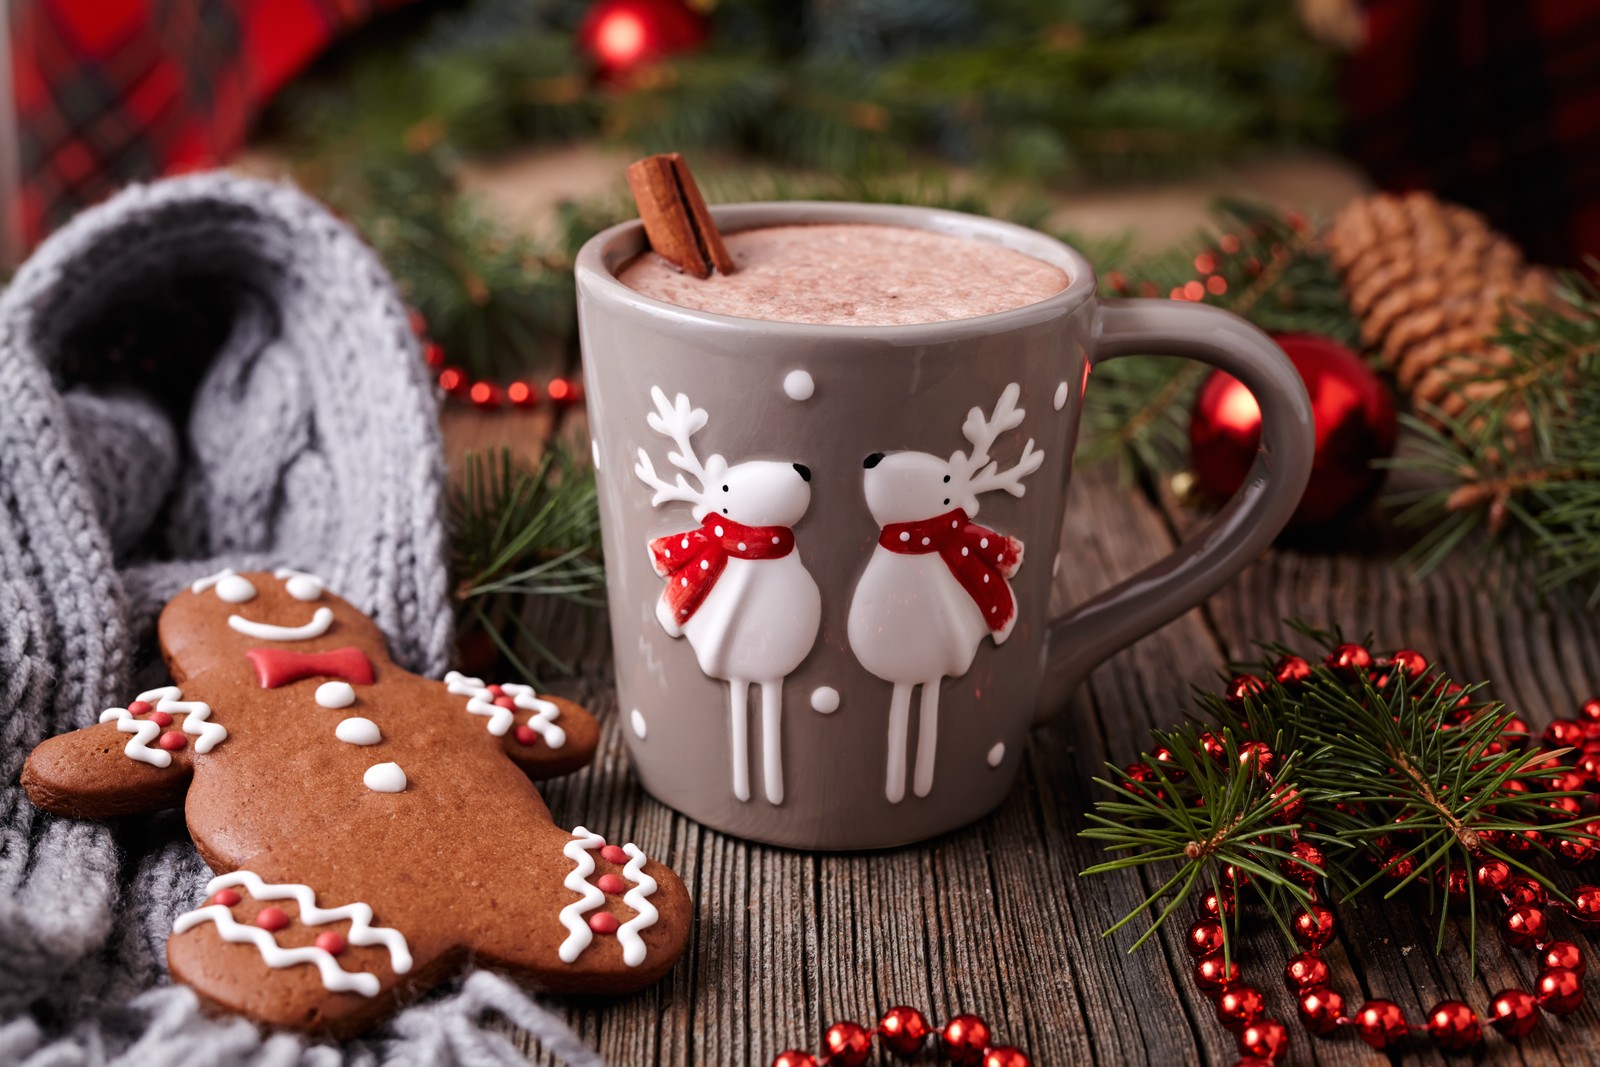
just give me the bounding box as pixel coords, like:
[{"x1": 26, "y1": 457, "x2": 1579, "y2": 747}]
[
  {"x1": 649, "y1": 515, "x2": 796, "y2": 624},
  {"x1": 880, "y1": 508, "x2": 1023, "y2": 633}
]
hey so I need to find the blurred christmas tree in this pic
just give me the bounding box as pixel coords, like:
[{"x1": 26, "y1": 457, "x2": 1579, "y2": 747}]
[{"x1": 268, "y1": 0, "x2": 1342, "y2": 386}]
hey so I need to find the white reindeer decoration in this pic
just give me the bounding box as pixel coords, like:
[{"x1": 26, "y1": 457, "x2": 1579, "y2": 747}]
[
  {"x1": 634, "y1": 387, "x2": 821, "y2": 804},
  {"x1": 847, "y1": 382, "x2": 1044, "y2": 803}
]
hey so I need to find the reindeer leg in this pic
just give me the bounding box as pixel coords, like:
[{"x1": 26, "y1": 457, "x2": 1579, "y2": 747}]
[
  {"x1": 913, "y1": 678, "x2": 942, "y2": 798},
  {"x1": 885, "y1": 683, "x2": 913, "y2": 804},
  {"x1": 729, "y1": 680, "x2": 751, "y2": 802},
  {"x1": 760, "y1": 680, "x2": 784, "y2": 805}
]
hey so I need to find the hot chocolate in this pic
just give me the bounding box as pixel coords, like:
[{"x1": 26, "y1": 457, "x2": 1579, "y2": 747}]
[{"x1": 616, "y1": 223, "x2": 1070, "y2": 326}]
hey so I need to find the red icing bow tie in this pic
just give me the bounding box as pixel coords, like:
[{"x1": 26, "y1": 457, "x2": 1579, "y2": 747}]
[
  {"x1": 879, "y1": 508, "x2": 1024, "y2": 633},
  {"x1": 246, "y1": 647, "x2": 376, "y2": 689},
  {"x1": 648, "y1": 515, "x2": 795, "y2": 625}
]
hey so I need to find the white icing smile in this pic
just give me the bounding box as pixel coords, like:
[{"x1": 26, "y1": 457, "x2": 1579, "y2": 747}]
[{"x1": 228, "y1": 607, "x2": 334, "y2": 641}]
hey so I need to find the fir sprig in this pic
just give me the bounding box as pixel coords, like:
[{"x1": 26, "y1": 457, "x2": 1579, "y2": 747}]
[
  {"x1": 448, "y1": 447, "x2": 604, "y2": 680},
  {"x1": 1084, "y1": 631, "x2": 1584, "y2": 963},
  {"x1": 1387, "y1": 273, "x2": 1600, "y2": 604}
]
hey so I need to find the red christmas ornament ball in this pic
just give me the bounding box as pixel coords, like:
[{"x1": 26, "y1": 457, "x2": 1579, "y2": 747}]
[
  {"x1": 771, "y1": 1052, "x2": 818, "y2": 1067},
  {"x1": 1272, "y1": 654, "x2": 1313, "y2": 685},
  {"x1": 1190, "y1": 332, "x2": 1397, "y2": 530},
  {"x1": 1425, "y1": 1001, "x2": 1481, "y2": 1052},
  {"x1": 1474, "y1": 858, "x2": 1512, "y2": 893},
  {"x1": 877, "y1": 1006, "x2": 931, "y2": 1056},
  {"x1": 1537, "y1": 967, "x2": 1584, "y2": 1014},
  {"x1": 1297, "y1": 985, "x2": 1345, "y2": 1036},
  {"x1": 1235, "y1": 1018, "x2": 1290, "y2": 1061},
  {"x1": 1353, "y1": 999, "x2": 1409, "y2": 1049},
  {"x1": 823, "y1": 1021, "x2": 872, "y2": 1067},
  {"x1": 577, "y1": 0, "x2": 705, "y2": 73},
  {"x1": 1488, "y1": 988, "x2": 1539, "y2": 1037},
  {"x1": 941, "y1": 1015, "x2": 992, "y2": 1065},
  {"x1": 982, "y1": 1048, "x2": 1031, "y2": 1067}
]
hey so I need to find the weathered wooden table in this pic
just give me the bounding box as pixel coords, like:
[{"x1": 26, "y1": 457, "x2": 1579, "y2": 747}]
[{"x1": 491, "y1": 436, "x2": 1600, "y2": 1066}]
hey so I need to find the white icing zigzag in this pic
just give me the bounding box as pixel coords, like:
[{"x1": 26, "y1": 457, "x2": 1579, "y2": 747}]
[
  {"x1": 618, "y1": 843, "x2": 659, "y2": 968},
  {"x1": 444, "y1": 672, "x2": 567, "y2": 748},
  {"x1": 140, "y1": 686, "x2": 228, "y2": 753},
  {"x1": 98, "y1": 709, "x2": 169, "y2": 767},
  {"x1": 172, "y1": 870, "x2": 412, "y2": 998},
  {"x1": 557, "y1": 827, "x2": 606, "y2": 963},
  {"x1": 99, "y1": 686, "x2": 229, "y2": 767}
]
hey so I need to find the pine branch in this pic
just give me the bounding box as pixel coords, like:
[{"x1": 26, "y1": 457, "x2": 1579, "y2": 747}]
[
  {"x1": 1083, "y1": 633, "x2": 1585, "y2": 963},
  {"x1": 448, "y1": 447, "x2": 604, "y2": 681},
  {"x1": 1386, "y1": 272, "x2": 1600, "y2": 604}
]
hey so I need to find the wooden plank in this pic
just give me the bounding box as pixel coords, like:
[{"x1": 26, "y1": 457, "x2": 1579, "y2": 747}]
[{"x1": 473, "y1": 434, "x2": 1592, "y2": 1065}]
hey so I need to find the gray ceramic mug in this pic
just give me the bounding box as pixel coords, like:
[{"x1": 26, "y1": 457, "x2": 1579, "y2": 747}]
[{"x1": 576, "y1": 202, "x2": 1314, "y2": 850}]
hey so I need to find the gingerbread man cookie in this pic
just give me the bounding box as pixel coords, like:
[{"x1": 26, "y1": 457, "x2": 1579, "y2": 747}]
[{"x1": 22, "y1": 569, "x2": 691, "y2": 1037}]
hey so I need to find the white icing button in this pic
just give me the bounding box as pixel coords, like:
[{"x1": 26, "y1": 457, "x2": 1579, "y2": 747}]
[
  {"x1": 783, "y1": 369, "x2": 815, "y2": 401},
  {"x1": 364, "y1": 762, "x2": 407, "y2": 793},
  {"x1": 1054, "y1": 381, "x2": 1069, "y2": 411},
  {"x1": 631, "y1": 709, "x2": 648, "y2": 739},
  {"x1": 336, "y1": 717, "x2": 382, "y2": 745},
  {"x1": 987, "y1": 742, "x2": 1006, "y2": 767},
  {"x1": 316, "y1": 681, "x2": 356, "y2": 709},
  {"x1": 215, "y1": 574, "x2": 257, "y2": 604},
  {"x1": 810, "y1": 687, "x2": 840, "y2": 714},
  {"x1": 284, "y1": 575, "x2": 323, "y2": 601}
]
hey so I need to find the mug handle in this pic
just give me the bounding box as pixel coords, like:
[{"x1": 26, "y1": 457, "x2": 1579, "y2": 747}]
[{"x1": 1033, "y1": 298, "x2": 1315, "y2": 723}]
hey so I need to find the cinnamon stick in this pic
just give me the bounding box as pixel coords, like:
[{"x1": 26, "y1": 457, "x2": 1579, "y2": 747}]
[{"x1": 625, "y1": 153, "x2": 735, "y2": 278}]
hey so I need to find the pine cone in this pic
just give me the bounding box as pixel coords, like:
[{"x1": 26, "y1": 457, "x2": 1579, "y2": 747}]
[{"x1": 1324, "y1": 191, "x2": 1551, "y2": 418}]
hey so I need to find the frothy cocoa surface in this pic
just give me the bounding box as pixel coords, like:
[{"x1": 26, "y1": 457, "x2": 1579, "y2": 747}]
[{"x1": 615, "y1": 223, "x2": 1069, "y2": 326}]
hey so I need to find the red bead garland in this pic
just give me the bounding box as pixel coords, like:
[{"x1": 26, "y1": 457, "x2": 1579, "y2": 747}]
[
  {"x1": 1157, "y1": 669, "x2": 1600, "y2": 1066},
  {"x1": 773, "y1": 1009, "x2": 1027, "y2": 1067},
  {"x1": 407, "y1": 306, "x2": 582, "y2": 411}
]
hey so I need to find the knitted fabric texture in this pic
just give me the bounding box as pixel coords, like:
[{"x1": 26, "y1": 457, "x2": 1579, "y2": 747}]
[{"x1": 0, "y1": 174, "x2": 602, "y2": 1066}]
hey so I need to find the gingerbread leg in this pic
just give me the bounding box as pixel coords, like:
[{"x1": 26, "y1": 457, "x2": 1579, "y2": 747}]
[{"x1": 167, "y1": 870, "x2": 439, "y2": 1039}]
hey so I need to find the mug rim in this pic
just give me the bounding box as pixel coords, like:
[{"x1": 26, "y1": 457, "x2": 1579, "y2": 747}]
[{"x1": 575, "y1": 200, "x2": 1100, "y2": 341}]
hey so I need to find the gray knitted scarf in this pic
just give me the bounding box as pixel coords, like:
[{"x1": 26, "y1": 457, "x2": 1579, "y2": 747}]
[{"x1": 0, "y1": 174, "x2": 601, "y2": 1066}]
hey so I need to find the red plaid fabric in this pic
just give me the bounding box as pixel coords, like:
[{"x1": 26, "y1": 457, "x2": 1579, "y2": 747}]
[
  {"x1": 1343, "y1": 0, "x2": 1600, "y2": 267},
  {"x1": 6, "y1": 0, "x2": 407, "y2": 253}
]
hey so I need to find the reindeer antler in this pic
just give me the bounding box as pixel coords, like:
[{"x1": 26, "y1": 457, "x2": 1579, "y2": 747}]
[
  {"x1": 952, "y1": 383, "x2": 1045, "y2": 499},
  {"x1": 635, "y1": 387, "x2": 713, "y2": 509}
]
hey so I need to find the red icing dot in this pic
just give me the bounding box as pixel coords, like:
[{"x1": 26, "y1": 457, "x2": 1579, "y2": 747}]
[
  {"x1": 255, "y1": 907, "x2": 290, "y2": 932},
  {"x1": 599, "y1": 844, "x2": 629, "y2": 865},
  {"x1": 486, "y1": 685, "x2": 505, "y2": 699},
  {"x1": 315, "y1": 931, "x2": 347, "y2": 955},
  {"x1": 127, "y1": 700, "x2": 153, "y2": 716},
  {"x1": 588, "y1": 912, "x2": 620, "y2": 934},
  {"x1": 149, "y1": 711, "x2": 173, "y2": 727},
  {"x1": 210, "y1": 888, "x2": 241, "y2": 906},
  {"x1": 158, "y1": 731, "x2": 187, "y2": 751},
  {"x1": 514, "y1": 724, "x2": 539, "y2": 746},
  {"x1": 597, "y1": 873, "x2": 626, "y2": 895},
  {"x1": 493, "y1": 695, "x2": 517, "y2": 710}
]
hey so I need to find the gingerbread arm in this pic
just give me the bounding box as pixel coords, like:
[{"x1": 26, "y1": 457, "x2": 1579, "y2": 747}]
[
  {"x1": 441, "y1": 673, "x2": 599, "y2": 781},
  {"x1": 24, "y1": 718, "x2": 193, "y2": 819},
  {"x1": 22, "y1": 686, "x2": 226, "y2": 819}
]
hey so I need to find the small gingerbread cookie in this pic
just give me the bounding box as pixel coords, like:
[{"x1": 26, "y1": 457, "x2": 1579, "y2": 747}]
[{"x1": 22, "y1": 568, "x2": 691, "y2": 1038}]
